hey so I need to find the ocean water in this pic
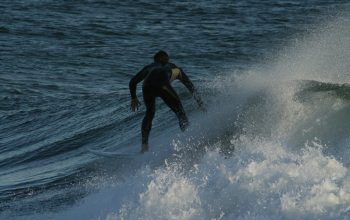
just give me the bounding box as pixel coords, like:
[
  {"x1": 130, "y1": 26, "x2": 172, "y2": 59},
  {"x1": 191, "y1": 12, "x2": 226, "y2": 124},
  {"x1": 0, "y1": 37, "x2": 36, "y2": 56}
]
[{"x1": 1, "y1": 1, "x2": 350, "y2": 219}]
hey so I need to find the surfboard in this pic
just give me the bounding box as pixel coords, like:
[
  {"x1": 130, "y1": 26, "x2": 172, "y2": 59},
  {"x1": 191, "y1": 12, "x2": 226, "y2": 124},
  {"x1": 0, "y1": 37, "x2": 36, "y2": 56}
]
[{"x1": 87, "y1": 148, "x2": 139, "y2": 158}]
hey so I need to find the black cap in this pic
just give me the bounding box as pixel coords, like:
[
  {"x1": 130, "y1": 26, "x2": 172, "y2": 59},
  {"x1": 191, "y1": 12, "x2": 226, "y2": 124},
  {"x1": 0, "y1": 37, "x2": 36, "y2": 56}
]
[{"x1": 153, "y1": 50, "x2": 169, "y2": 62}]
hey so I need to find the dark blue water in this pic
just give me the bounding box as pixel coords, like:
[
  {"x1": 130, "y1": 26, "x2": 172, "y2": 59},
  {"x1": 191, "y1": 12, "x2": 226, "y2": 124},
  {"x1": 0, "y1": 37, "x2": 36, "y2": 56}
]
[{"x1": 1, "y1": 1, "x2": 350, "y2": 219}]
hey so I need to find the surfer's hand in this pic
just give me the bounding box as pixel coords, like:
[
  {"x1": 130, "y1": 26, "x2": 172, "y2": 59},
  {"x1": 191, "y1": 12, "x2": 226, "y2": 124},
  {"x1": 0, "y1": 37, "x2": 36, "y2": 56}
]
[
  {"x1": 198, "y1": 103, "x2": 207, "y2": 113},
  {"x1": 131, "y1": 98, "x2": 141, "y2": 112},
  {"x1": 195, "y1": 98, "x2": 207, "y2": 113},
  {"x1": 200, "y1": 106, "x2": 207, "y2": 113}
]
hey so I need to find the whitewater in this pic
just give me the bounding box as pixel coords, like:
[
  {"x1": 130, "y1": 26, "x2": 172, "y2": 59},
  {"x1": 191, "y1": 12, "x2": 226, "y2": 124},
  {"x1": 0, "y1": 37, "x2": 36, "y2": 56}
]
[{"x1": 12, "y1": 17, "x2": 348, "y2": 220}]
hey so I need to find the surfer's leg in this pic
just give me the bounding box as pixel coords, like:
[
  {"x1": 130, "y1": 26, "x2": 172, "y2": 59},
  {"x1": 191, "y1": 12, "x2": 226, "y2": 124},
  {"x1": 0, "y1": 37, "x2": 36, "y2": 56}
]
[
  {"x1": 141, "y1": 87, "x2": 156, "y2": 152},
  {"x1": 159, "y1": 84, "x2": 189, "y2": 131}
]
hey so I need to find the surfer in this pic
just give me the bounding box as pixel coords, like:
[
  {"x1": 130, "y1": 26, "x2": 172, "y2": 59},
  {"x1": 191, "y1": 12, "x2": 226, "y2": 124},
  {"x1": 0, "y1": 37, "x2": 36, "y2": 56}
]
[{"x1": 129, "y1": 50, "x2": 205, "y2": 153}]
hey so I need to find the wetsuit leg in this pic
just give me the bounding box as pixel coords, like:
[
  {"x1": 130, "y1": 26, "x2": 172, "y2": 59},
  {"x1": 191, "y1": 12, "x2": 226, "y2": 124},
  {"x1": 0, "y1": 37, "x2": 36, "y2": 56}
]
[
  {"x1": 142, "y1": 87, "x2": 156, "y2": 145},
  {"x1": 158, "y1": 84, "x2": 189, "y2": 131}
]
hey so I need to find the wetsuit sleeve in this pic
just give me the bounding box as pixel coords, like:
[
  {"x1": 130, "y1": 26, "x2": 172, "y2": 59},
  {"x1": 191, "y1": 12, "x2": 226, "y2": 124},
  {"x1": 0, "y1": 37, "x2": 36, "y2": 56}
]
[
  {"x1": 178, "y1": 69, "x2": 205, "y2": 108},
  {"x1": 129, "y1": 66, "x2": 149, "y2": 99}
]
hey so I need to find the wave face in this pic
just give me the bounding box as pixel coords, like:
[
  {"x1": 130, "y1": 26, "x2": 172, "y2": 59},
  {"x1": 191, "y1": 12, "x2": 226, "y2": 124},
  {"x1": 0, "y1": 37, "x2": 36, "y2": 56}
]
[{"x1": 2, "y1": 1, "x2": 350, "y2": 220}]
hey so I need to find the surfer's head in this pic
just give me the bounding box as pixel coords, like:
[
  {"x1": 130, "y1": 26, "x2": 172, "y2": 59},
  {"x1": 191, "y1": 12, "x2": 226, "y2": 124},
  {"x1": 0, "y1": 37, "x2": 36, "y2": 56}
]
[{"x1": 154, "y1": 50, "x2": 169, "y2": 65}]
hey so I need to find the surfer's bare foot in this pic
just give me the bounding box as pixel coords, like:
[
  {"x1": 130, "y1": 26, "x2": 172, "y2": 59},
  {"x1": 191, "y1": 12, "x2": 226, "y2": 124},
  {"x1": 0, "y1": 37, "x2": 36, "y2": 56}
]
[{"x1": 140, "y1": 144, "x2": 149, "y2": 154}]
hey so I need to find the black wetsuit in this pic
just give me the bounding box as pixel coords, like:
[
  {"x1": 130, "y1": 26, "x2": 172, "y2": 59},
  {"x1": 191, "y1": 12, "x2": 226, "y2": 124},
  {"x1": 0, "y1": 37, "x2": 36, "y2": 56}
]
[{"x1": 129, "y1": 62, "x2": 203, "y2": 145}]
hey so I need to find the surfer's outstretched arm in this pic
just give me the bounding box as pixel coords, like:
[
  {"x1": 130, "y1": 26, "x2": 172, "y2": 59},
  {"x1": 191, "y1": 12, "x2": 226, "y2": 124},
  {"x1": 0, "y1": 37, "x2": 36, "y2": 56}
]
[
  {"x1": 129, "y1": 66, "x2": 149, "y2": 111},
  {"x1": 178, "y1": 69, "x2": 206, "y2": 111}
]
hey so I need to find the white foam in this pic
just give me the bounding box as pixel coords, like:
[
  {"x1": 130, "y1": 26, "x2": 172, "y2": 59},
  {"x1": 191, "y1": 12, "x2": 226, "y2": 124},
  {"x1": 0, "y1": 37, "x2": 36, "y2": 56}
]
[{"x1": 109, "y1": 137, "x2": 350, "y2": 220}]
